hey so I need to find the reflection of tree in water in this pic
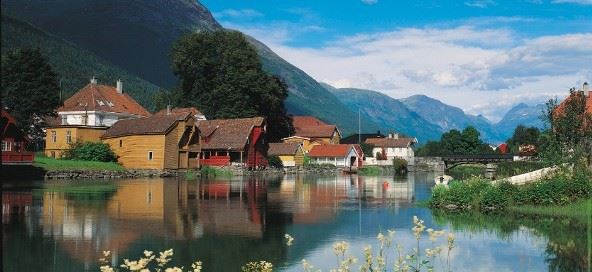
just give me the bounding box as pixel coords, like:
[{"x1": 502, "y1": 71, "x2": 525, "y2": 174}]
[
  {"x1": 433, "y1": 211, "x2": 589, "y2": 271},
  {"x1": 38, "y1": 182, "x2": 118, "y2": 207}
]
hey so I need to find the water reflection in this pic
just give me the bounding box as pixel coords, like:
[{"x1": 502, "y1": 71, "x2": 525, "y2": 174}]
[{"x1": 2, "y1": 173, "x2": 587, "y2": 271}]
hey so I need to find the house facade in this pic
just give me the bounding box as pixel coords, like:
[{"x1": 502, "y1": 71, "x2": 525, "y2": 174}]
[
  {"x1": 283, "y1": 116, "x2": 341, "y2": 153},
  {"x1": 365, "y1": 133, "x2": 417, "y2": 166},
  {"x1": 101, "y1": 112, "x2": 200, "y2": 170},
  {"x1": 267, "y1": 142, "x2": 305, "y2": 167},
  {"x1": 198, "y1": 117, "x2": 268, "y2": 169},
  {"x1": 45, "y1": 78, "x2": 150, "y2": 157},
  {"x1": 1, "y1": 110, "x2": 34, "y2": 164},
  {"x1": 308, "y1": 144, "x2": 363, "y2": 168}
]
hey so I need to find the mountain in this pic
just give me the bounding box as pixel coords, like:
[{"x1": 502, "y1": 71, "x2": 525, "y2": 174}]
[
  {"x1": 400, "y1": 95, "x2": 502, "y2": 143},
  {"x1": 495, "y1": 103, "x2": 546, "y2": 140},
  {"x1": 323, "y1": 85, "x2": 442, "y2": 143},
  {"x1": 1, "y1": 15, "x2": 160, "y2": 110},
  {"x1": 1, "y1": 0, "x2": 376, "y2": 135}
]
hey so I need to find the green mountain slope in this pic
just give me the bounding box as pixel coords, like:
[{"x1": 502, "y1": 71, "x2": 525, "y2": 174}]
[
  {"x1": 323, "y1": 84, "x2": 442, "y2": 143},
  {"x1": 1, "y1": 15, "x2": 161, "y2": 111},
  {"x1": 400, "y1": 95, "x2": 502, "y2": 143},
  {"x1": 2, "y1": 0, "x2": 379, "y2": 136}
]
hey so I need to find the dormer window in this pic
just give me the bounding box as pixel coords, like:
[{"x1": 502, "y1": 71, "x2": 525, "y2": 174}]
[
  {"x1": 107, "y1": 101, "x2": 114, "y2": 107},
  {"x1": 61, "y1": 116, "x2": 67, "y2": 125},
  {"x1": 97, "y1": 100, "x2": 105, "y2": 106}
]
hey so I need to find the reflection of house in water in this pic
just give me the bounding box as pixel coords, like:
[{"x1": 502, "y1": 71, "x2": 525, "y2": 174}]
[{"x1": 2, "y1": 191, "x2": 33, "y2": 224}]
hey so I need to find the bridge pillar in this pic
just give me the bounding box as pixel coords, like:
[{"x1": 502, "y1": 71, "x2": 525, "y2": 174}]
[{"x1": 485, "y1": 163, "x2": 498, "y2": 179}]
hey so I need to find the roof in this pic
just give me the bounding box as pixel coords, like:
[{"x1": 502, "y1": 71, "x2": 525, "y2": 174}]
[
  {"x1": 1, "y1": 109, "x2": 29, "y2": 142},
  {"x1": 555, "y1": 90, "x2": 592, "y2": 115},
  {"x1": 197, "y1": 117, "x2": 265, "y2": 151},
  {"x1": 341, "y1": 132, "x2": 385, "y2": 144},
  {"x1": 155, "y1": 107, "x2": 204, "y2": 117},
  {"x1": 292, "y1": 116, "x2": 328, "y2": 128},
  {"x1": 101, "y1": 114, "x2": 189, "y2": 138},
  {"x1": 267, "y1": 143, "x2": 302, "y2": 156},
  {"x1": 308, "y1": 144, "x2": 356, "y2": 158},
  {"x1": 294, "y1": 125, "x2": 338, "y2": 138},
  {"x1": 365, "y1": 137, "x2": 417, "y2": 148},
  {"x1": 58, "y1": 83, "x2": 150, "y2": 117}
]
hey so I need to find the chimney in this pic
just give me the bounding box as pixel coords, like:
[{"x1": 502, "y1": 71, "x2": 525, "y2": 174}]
[
  {"x1": 388, "y1": 133, "x2": 393, "y2": 139},
  {"x1": 116, "y1": 79, "x2": 123, "y2": 94},
  {"x1": 584, "y1": 82, "x2": 589, "y2": 97},
  {"x1": 90, "y1": 76, "x2": 97, "y2": 85},
  {"x1": 393, "y1": 133, "x2": 399, "y2": 139},
  {"x1": 167, "y1": 105, "x2": 172, "y2": 115}
]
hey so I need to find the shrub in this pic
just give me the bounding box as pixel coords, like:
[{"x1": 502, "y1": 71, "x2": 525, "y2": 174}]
[
  {"x1": 479, "y1": 186, "x2": 509, "y2": 212},
  {"x1": 200, "y1": 166, "x2": 233, "y2": 177},
  {"x1": 62, "y1": 141, "x2": 117, "y2": 162},
  {"x1": 392, "y1": 158, "x2": 407, "y2": 173},
  {"x1": 267, "y1": 156, "x2": 283, "y2": 168}
]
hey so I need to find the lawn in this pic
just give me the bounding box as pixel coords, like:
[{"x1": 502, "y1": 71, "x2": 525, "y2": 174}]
[
  {"x1": 34, "y1": 156, "x2": 125, "y2": 171},
  {"x1": 510, "y1": 198, "x2": 592, "y2": 223}
]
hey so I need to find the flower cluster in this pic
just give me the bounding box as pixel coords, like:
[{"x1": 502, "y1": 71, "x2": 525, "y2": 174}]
[
  {"x1": 241, "y1": 261, "x2": 273, "y2": 272},
  {"x1": 284, "y1": 234, "x2": 294, "y2": 246}
]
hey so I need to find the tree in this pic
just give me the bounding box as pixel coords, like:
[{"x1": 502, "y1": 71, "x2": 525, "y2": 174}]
[
  {"x1": 1, "y1": 48, "x2": 60, "y2": 134},
  {"x1": 416, "y1": 126, "x2": 493, "y2": 156},
  {"x1": 506, "y1": 125, "x2": 541, "y2": 153},
  {"x1": 170, "y1": 30, "x2": 293, "y2": 142}
]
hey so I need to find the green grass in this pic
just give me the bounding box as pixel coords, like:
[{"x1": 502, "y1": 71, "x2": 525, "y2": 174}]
[
  {"x1": 200, "y1": 166, "x2": 233, "y2": 178},
  {"x1": 358, "y1": 166, "x2": 383, "y2": 176},
  {"x1": 510, "y1": 198, "x2": 592, "y2": 222},
  {"x1": 34, "y1": 156, "x2": 125, "y2": 171}
]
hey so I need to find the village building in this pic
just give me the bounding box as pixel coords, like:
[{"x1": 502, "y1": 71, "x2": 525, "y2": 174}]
[
  {"x1": 197, "y1": 117, "x2": 268, "y2": 168},
  {"x1": 308, "y1": 144, "x2": 363, "y2": 168},
  {"x1": 340, "y1": 131, "x2": 386, "y2": 144},
  {"x1": 154, "y1": 106, "x2": 206, "y2": 120},
  {"x1": 365, "y1": 133, "x2": 418, "y2": 166},
  {"x1": 1, "y1": 110, "x2": 34, "y2": 165},
  {"x1": 44, "y1": 78, "x2": 150, "y2": 157},
  {"x1": 101, "y1": 111, "x2": 199, "y2": 170},
  {"x1": 282, "y1": 116, "x2": 341, "y2": 153},
  {"x1": 267, "y1": 142, "x2": 305, "y2": 167}
]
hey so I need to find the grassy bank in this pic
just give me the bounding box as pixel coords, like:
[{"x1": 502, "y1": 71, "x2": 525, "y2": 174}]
[
  {"x1": 199, "y1": 166, "x2": 233, "y2": 178},
  {"x1": 510, "y1": 198, "x2": 592, "y2": 222},
  {"x1": 34, "y1": 156, "x2": 125, "y2": 171},
  {"x1": 448, "y1": 161, "x2": 550, "y2": 180}
]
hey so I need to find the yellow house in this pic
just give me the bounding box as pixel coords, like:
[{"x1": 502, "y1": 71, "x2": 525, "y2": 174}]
[
  {"x1": 44, "y1": 126, "x2": 108, "y2": 158},
  {"x1": 267, "y1": 142, "x2": 305, "y2": 167},
  {"x1": 282, "y1": 116, "x2": 341, "y2": 153},
  {"x1": 101, "y1": 111, "x2": 200, "y2": 169}
]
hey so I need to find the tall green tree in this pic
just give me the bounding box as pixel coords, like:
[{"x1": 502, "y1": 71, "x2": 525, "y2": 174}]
[
  {"x1": 506, "y1": 125, "x2": 541, "y2": 153},
  {"x1": 170, "y1": 30, "x2": 293, "y2": 142},
  {"x1": 1, "y1": 47, "x2": 60, "y2": 133},
  {"x1": 416, "y1": 126, "x2": 494, "y2": 156}
]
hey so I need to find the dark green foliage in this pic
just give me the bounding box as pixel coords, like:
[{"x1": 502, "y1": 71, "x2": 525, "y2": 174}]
[
  {"x1": 62, "y1": 142, "x2": 117, "y2": 162},
  {"x1": 267, "y1": 156, "x2": 283, "y2": 169},
  {"x1": 392, "y1": 158, "x2": 407, "y2": 174},
  {"x1": 1, "y1": 47, "x2": 60, "y2": 132},
  {"x1": 505, "y1": 125, "x2": 541, "y2": 153},
  {"x1": 171, "y1": 30, "x2": 293, "y2": 142},
  {"x1": 447, "y1": 165, "x2": 485, "y2": 180},
  {"x1": 416, "y1": 126, "x2": 495, "y2": 156},
  {"x1": 199, "y1": 166, "x2": 233, "y2": 178},
  {"x1": 495, "y1": 161, "x2": 549, "y2": 178},
  {"x1": 360, "y1": 143, "x2": 375, "y2": 157},
  {"x1": 1, "y1": 15, "x2": 161, "y2": 111}
]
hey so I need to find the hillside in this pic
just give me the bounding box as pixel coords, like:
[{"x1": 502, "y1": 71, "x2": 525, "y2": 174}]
[
  {"x1": 1, "y1": 15, "x2": 161, "y2": 111},
  {"x1": 1, "y1": 0, "x2": 376, "y2": 136},
  {"x1": 324, "y1": 85, "x2": 442, "y2": 143},
  {"x1": 495, "y1": 103, "x2": 545, "y2": 140},
  {"x1": 400, "y1": 95, "x2": 502, "y2": 143}
]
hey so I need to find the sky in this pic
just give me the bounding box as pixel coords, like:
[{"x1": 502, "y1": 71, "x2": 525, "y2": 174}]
[{"x1": 201, "y1": 0, "x2": 592, "y2": 122}]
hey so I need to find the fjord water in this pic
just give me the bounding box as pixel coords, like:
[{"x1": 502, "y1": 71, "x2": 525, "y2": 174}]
[{"x1": 2, "y1": 174, "x2": 586, "y2": 271}]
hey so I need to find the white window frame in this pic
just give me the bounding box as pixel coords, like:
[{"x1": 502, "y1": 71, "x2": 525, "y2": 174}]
[
  {"x1": 66, "y1": 130, "x2": 72, "y2": 144},
  {"x1": 1, "y1": 141, "x2": 11, "y2": 151},
  {"x1": 51, "y1": 131, "x2": 57, "y2": 143}
]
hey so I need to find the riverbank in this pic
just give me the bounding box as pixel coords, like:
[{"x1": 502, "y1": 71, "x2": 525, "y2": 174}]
[{"x1": 510, "y1": 198, "x2": 592, "y2": 222}]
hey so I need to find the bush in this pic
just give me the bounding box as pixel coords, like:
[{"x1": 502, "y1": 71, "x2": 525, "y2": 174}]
[
  {"x1": 200, "y1": 166, "x2": 233, "y2": 177},
  {"x1": 62, "y1": 141, "x2": 117, "y2": 162},
  {"x1": 392, "y1": 158, "x2": 407, "y2": 173},
  {"x1": 479, "y1": 186, "x2": 509, "y2": 212},
  {"x1": 267, "y1": 156, "x2": 283, "y2": 168}
]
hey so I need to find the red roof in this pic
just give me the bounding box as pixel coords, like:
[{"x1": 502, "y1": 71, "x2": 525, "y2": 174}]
[
  {"x1": 154, "y1": 107, "x2": 204, "y2": 117},
  {"x1": 58, "y1": 83, "x2": 150, "y2": 117},
  {"x1": 294, "y1": 125, "x2": 338, "y2": 138},
  {"x1": 102, "y1": 113, "x2": 191, "y2": 138},
  {"x1": 197, "y1": 117, "x2": 265, "y2": 151},
  {"x1": 292, "y1": 116, "x2": 328, "y2": 128},
  {"x1": 308, "y1": 144, "x2": 357, "y2": 158},
  {"x1": 365, "y1": 137, "x2": 416, "y2": 148},
  {"x1": 267, "y1": 143, "x2": 302, "y2": 156}
]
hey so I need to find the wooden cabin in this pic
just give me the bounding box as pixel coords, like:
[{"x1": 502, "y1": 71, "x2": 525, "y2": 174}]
[
  {"x1": 283, "y1": 116, "x2": 341, "y2": 153},
  {"x1": 45, "y1": 78, "x2": 150, "y2": 157},
  {"x1": 101, "y1": 112, "x2": 200, "y2": 169},
  {"x1": 1, "y1": 110, "x2": 34, "y2": 164},
  {"x1": 308, "y1": 144, "x2": 363, "y2": 168},
  {"x1": 267, "y1": 142, "x2": 305, "y2": 167},
  {"x1": 197, "y1": 117, "x2": 268, "y2": 169}
]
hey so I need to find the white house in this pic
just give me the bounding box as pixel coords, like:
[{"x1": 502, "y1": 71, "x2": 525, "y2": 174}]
[
  {"x1": 308, "y1": 144, "x2": 363, "y2": 168},
  {"x1": 365, "y1": 133, "x2": 418, "y2": 166},
  {"x1": 57, "y1": 78, "x2": 151, "y2": 127}
]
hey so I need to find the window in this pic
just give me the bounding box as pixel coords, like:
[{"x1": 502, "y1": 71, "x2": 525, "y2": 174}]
[
  {"x1": 66, "y1": 131, "x2": 72, "y2": 144},
  {"x1": 50, "y1": 151, "x2": 55, "y2": 158},
  {"x1": 1, "y1": 141, "x2": 10, "y2": 151},
  {"x1": 148, "y1": 151, "x2": 153, "y2": 161},
  {"x1": 51, "y1": 131, "x2": 57, "y2": 143},
  {"x1": 61, "y1": 116, "x2": 67, "y2": 125},
  {"x1": 81, "y1": 115, "x2": 88, "y2": 125},
  {"x1": 119, "y1": 140, "x2": 122, "y2": 147}
]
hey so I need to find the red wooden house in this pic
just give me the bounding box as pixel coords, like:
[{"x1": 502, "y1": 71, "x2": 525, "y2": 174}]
[
  {"x1": 1, "y1": 110, "x2": 34, "y2": 164},
  {"x1": 197, "y1": 117, "x2": 268, "y2": 169}
]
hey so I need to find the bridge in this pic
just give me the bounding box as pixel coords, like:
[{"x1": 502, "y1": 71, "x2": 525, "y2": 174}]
[{"x1": 441, "y1": 154, "x2": 515, "y2": 178}]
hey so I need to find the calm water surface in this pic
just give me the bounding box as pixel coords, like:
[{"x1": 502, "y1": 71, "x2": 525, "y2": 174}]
[{"x1": 2, "y1": 173, "x2": 588, "y2": 271}]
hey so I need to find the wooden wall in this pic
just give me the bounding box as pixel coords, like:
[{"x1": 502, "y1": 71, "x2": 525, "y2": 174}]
[
  {"x1": 45, "y1": 127, "x2": 106, "y2": 157},
  {"x1": 104, "y1": 135, "x2": 166, "y2": 169}
]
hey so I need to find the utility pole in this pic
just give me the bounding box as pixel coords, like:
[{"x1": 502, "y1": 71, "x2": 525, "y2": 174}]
[{"x1": 358, "y1": 108, "x2": 361, "y2": 144}]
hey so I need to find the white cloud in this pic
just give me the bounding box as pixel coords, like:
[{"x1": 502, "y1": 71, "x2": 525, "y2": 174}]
[
  {"x1": 361, "y1": 0, "x2": 378, "y2": 4},
  {"x1": 464, "y1": 0, "x2": 497, "y2": 8},
  {"x1": 552, "y1": 0, "x2": 592, "y2": 5},
  {"x1": 214, "y1": 9, "x2": 263, "y2": 19}
]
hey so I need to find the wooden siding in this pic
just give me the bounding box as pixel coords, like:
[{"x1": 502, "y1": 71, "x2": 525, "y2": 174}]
[
  {"x1": 45, "y1": 126, "x2": 106, "y2": 157},
  {"x1": 104, "y1": 135, "x2": 166, "y2": 169},
  {"x1": 294, "y1": 147, "x2": 305, "y2": 166},
  {"x1": 163, "y1": 125, "x2": 179, "y2": 169}
]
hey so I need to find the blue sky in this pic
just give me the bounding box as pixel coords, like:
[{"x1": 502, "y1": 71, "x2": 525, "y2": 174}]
[{"x1": 202, "y1": 0, "x2": 592, "y2": 121}]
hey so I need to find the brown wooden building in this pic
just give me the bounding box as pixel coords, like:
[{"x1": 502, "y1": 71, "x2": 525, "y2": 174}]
[
  {"x1": 197, "y1": 117, "x2": 268, "y2": 168},
  {"x1": 101, "y1": 112, "x2": 200, "y2": 169},
  {"x1": 1, "y1": 110, "x2": 34, "y2": 164}
]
